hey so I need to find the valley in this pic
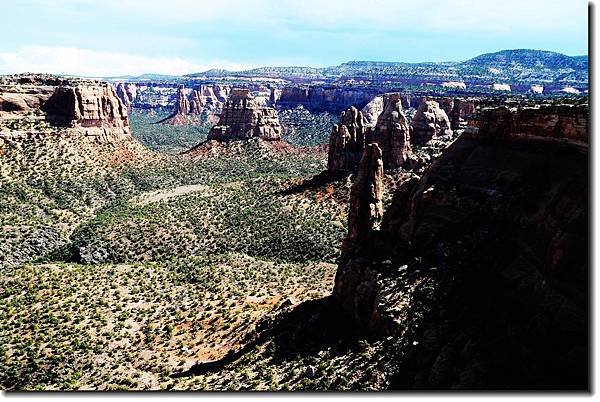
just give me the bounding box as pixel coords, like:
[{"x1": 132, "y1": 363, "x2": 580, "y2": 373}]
[{"x1": 0, "y1": 47, "x2": 589, "y2": 391}]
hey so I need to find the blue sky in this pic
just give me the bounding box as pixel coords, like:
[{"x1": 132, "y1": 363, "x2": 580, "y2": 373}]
[{"x1": 0, "y1": 0, "x2": 589, "y2": 76}]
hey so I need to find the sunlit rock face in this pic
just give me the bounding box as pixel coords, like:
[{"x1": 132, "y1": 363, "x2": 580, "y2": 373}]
[
  {"x1": 40, "y1": 82, "x2": 132, "y2": 143},
  {"x1": 207, "y1": 89, "x2": 282, "y2": 141},
  {"x1": 327, "y1": 106, "x2": 370, "y2": 172},
  {"x1": 370, "y1": 94, "x2": 412, "y2": 169},
  {"x1": 411, "y1": 100, "x2": 453, "y2": 145}
]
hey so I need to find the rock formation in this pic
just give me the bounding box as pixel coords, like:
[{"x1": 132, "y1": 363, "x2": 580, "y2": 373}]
[
  {"x1": 0, "y1": 76, "x2": 144, "y2": 149},
  {"x1": 327, "y1": 106, "x2": 370, "y2": 172},
  {"x1": 159, "y1": 84, "x2": 231, "y2": 126},
  {"x1": 115, "y1": 82, "x2": 136, "y2": 108},
  {"x1": 327, "y1": 94, "x2": 414, "y2": 172},
  {"x1": 411, "y1": 100, "x2": 453, "y2": 144},
  {"x1": 39, "y1": 83, "x2": 131, "y2": 143},
  {"x1": 278, "y1": 85, "x2": 378, "y2": 112},
  {"x1": 474, "y1": 104, "x2": 588, "y2": 144},
  {"x1": 157, "y1": 84, "x2": 191, "y2": 125},
  {"x1": 173, "y1": 84, "x2": 190, "y2": 116},
  {"x1": 361, "y1": 96, "x2": 384, "y2": 127},
  {"x1": 342, "y1": 143, "x2": 384, "y2": 253},
  {"x1": 333, "y1": 103, "x2": 589, "y2": 389},
  {"x1": 208, "y1": 89, "x2": 282, "y2": 141},
  {"x1": 370, "y1": 94, "x2": 413, "y2": 169},
  {"x1": 269, "y1": 88, "x2": 282, "y2": 106}
]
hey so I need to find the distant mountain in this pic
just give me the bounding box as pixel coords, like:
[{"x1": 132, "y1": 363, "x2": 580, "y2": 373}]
[
  {"x1": 457, "y1": 49, "x2": 588, "y2": 84},
  {"x1": 462, "y1": 49, "x2": 586, "y2": 70},
  {"x1": 104, "y1": 73, "x2": 179, "y2": 81},
  {"x1": 110, "y1": 49, "x2": 588, "y2": 86}
]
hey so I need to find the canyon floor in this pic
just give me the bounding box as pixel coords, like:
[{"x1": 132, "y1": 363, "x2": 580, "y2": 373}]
[{"x1": 0, "y1": 111, "x2": 406, "y2": 390}]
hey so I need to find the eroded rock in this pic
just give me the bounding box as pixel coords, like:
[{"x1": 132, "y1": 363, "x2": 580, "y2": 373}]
[
  {"x1": 371, "y1": 94, "x2": 413, "y2": 169},
  {"x1": 208, "y1": 89, "x2": 282, "y2": 141},
  {"x1": 327, "y1": 106, "x2": 370, "y2": 172},
  {"x1": 411, "y1": 100, "x2": 453, "y2": 145}
]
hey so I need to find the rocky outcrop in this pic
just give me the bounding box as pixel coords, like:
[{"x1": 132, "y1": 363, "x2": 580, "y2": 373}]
[
  {"x1": 42, "y1": 84, "x2": 128, "y2": 127},
  {"x1": 115, "y1": 83, "x2": 136, "y2": 108},
  {"x1": 333, "y1": 104, "x2": 589, "y2": 389},
  {"x1": 411, "y1": 100, "x2": 453, "y2": 144},
  {"x1": 40, "y1": 83, "x2": 131, "y2": 143},
  {"x1": 327, "y1": 107, "x2": 370, "y2": 172},
  {"x1": 157, "y1": 84, "x2": 192, "y2": 125},
  {"x1": 370, "y1": 94, "x2": 413, "y2": 169},
  {"x1": 342, "y1": 143, "x2": 384, "y2": 253},
  {"x1": 174, "y1": 84, "x2": 190, "y2": 115},
  {"x1": 269, "y1": 88, "x2": 282, "y2": 106},
  {"x1": 208, "y1": 89, "x2": 282, "y2": 141},
  {"x1": 448, "y1": 98, "x2": 477, "y2": 129},
  {"x1": 0, "y1": 91, "x2": 53, "y2": 113},
  {"x1": 361, "y1": 96, "x2": 384, "y2": 127},
  {"x1": 327, "y1": 94, "x2": 414, "y2": 172},
  {"x1": 159, "y1": 84, "x2": 231, "y2": 126},
  {"x1": 1, "y1": 78, "x2": 141, "y2": 146},
  {"x1": 473, "y1": 104, "x2": 588, "y2": 144},
  {"x1": 278, "y1": 86, "x2": 378, "y2": 112}
]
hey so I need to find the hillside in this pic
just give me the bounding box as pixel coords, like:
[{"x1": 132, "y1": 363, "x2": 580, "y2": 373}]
[{"x1": 178, "y1": 49, "x2": 588, "y2": 85}]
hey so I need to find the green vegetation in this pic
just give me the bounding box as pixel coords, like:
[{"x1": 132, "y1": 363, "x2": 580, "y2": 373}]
[
  {"x1": 278, "y1": 106, "x2": 337, "y2": 147},
  {"x1": 0, "y1": 257, "x2": 336, "y2": 390},
  {"x1": 129, "y1": 109, "x2": 210, "y2": 154},
  {"x1": 0, "y1": 120, "x2": 360, "y2": 389}
]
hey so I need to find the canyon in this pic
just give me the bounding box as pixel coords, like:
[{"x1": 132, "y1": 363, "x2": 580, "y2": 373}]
[
  {"x1": 0, "y1": 46, "x2": 589, "y2": 391},
  {"x1": 334, "y1": 102, "x2": 588, "y2": 389}
]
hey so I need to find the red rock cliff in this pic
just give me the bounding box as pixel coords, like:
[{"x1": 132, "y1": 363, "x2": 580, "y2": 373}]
[{"x1": 208, "y1": 89, "x2": 282, "y2": 141}]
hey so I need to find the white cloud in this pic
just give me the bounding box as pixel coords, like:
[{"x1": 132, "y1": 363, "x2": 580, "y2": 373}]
[{"x1": 0, "y1": 46, "x2": 252, "y2": 76}]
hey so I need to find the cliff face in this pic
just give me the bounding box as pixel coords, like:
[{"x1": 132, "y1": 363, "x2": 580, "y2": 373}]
[
  {"x1": 40, "y1": 83, "x2": 131, "y2": 143},
  {"x1": 278, "y1": 86, "x2": 378, "y2": 112},
  {"x1": 333, "y1": 104, "x2": 588, "y2": 389},
  {"x1": 208, "y1": 89, "x2": 282, "y2": 141},
  {"x1": 159, "y1": 84, "x2": 231, "y2": 126},
  {"x1": 474, "y1": 104, "x2": 588, "y2": 144},
  {"x1": 361, "y1": 95, "x2": 384, "y2": 127},
  {"x1": 0, "y1": 77, "x2": 137, "y2": 147},
  {"x1": 158, "y1": 84, "x2": 192, "y2": 125},
  {"x1": 115, "y1": 82, "x2": 137, "y2": 108}
]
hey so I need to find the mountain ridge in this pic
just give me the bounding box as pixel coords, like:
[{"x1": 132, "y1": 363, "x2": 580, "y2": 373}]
[{"x1": 99, "y1": 49, "x2": 587, "y2": 82}]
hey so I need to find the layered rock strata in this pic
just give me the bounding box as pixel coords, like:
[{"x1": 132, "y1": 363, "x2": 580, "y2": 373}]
[
  {"x1": 115, "y1": 82, "x2": 137, "y2": 108},
  {"x1": 473, "y1": 104, "x2": 588, "y2": 144},
  {"x1": 40, "y1": 83, "x2": 131, "y2": 143},
  {"x1": 158, "y1": 84, "x2": 231, "y2": 126},
  {"x1": 278, "y1": 86, "x2": 378, "y2": 112},
  {"x1": 207, "y1": 89, "x2": 282, "y2": 141}
]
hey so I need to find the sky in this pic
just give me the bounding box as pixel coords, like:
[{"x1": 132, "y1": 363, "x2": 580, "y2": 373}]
[{"x1": 0, "y1": 0, "x2": 589, "y2": 77}]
